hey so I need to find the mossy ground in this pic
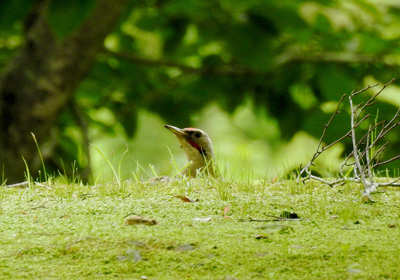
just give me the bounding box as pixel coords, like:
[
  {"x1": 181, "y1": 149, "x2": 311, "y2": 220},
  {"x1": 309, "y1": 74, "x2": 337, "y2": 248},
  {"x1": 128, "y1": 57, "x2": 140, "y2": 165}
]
[{"x1": 0, "y1": 178, "x2": 399, "y2": 279}]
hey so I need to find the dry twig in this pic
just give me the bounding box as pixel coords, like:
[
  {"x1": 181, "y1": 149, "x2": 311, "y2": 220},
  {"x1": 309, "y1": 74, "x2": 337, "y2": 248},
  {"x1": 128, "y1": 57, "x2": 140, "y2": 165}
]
[{"x1": 298, "y1": 78, "x2": 400, "y2": 201}]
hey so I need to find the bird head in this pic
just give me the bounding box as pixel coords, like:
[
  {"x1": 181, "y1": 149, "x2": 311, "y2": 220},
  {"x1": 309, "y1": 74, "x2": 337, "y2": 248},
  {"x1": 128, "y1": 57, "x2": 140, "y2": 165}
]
[{"x1": 164, "y1": 124, "x2": 215, "y2": 177}]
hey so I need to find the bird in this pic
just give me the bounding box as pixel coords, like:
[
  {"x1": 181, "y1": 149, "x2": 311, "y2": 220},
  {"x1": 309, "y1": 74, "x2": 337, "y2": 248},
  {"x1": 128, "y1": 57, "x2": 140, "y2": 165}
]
[{"x1": 164, "y1": 124, "x2": 216, "y2": 177}]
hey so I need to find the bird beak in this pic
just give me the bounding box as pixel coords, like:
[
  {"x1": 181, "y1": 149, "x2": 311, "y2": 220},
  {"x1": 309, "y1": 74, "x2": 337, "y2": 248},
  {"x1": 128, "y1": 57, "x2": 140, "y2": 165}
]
[{"x1": 164, "y1": 124, "x2": 187, "y2": 138}]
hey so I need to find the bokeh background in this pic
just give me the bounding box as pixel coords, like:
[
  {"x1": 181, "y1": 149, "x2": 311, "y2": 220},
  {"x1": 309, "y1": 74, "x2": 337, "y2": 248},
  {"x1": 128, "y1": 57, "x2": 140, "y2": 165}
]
[{"x1": 1, "y1": 0, "x2": 400, "y2": 183}]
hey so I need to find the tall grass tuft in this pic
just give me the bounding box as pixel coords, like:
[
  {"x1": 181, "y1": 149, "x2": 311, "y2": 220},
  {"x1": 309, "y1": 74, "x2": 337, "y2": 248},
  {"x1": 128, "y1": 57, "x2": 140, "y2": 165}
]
[
  {"x1": 31, "y1": 132, "x2": 48, "y2": 181},
  {"x1": 90, "y1": 144, "x2": 123, "y2": 188}
]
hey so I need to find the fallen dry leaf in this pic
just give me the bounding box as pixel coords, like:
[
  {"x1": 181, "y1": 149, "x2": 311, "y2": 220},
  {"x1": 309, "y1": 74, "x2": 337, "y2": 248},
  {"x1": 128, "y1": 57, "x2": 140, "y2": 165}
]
[
  {"x1": 254, "y1": 234, "x2": 269, "y2": 240},
  {"x1": 125, "y1": 215, "x2": 157, "y2": 226},
  {"x1": 173, "y1": 195, "x2": 199, "y2": 202},
  {"x1": 223, "y1": 206, "x2": 230, "y2": 219}
]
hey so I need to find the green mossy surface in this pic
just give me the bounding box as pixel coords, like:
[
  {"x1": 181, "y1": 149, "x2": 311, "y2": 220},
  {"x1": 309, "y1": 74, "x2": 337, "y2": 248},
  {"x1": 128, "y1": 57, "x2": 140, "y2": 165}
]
[{"x1": 0, "y1": 179, "x2": 399, "y2": 279}]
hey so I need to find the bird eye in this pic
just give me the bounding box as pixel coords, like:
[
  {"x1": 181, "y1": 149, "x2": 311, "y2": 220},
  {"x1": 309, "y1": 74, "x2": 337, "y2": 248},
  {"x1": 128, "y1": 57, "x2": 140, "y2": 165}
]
[{"x1": 194, "y1": 132, "x2": 201, "y2": 138}]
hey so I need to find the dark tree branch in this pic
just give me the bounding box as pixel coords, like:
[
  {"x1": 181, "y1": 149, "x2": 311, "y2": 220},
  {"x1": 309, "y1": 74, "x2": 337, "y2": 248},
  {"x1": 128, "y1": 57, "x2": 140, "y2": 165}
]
[
  {"x1": 102, "y1": 48, "x2": 254, "y2": 76},
  {"x1": 277, "y1": 50, "x2": 399, "y2": 68},
  {"x1": 60, "y1": 0, "x2": 130, "y2": 92}
]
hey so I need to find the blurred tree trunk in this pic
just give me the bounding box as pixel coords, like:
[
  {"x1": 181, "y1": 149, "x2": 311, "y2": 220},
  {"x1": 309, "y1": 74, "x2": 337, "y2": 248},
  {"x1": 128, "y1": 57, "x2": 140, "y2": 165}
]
[{"x1": 0, "y1": 0, "x2": 128, "y2": 183}]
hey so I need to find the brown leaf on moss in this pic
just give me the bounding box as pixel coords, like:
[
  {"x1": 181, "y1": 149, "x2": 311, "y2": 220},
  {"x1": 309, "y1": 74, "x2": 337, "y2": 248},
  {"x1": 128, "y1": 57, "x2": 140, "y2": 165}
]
[
  {"x1": 223, "y1": 206, "x2": 230, "y2": 219},
  {"x1": 173, "y1": 195, "x2": 199, "y2": 202},
  {"x1": 254, "y1": 234, "x2": 269, "y2": 240}
]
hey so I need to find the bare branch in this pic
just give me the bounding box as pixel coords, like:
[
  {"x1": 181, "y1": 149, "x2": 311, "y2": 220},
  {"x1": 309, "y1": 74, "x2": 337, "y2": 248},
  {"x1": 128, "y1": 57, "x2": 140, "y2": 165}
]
[
  {"x1": 354, "y1": 114, "x2": 371, "y2": 128},
  {"x1": 299, "y1": 79, "x2": 400, "y2": 200},
  {"x1": 377, "y1": 177, "x2": 400, "y2": 186},
  {"x1": 351, "y1": 83, "x2": 379, "y2": 97},
  {"x1": 370, "y1": 143, "x2": 388, "y2": 164},
  {"x1": 364, "y1": 128, "x2": 373, "y2": 180},
  {"x1": 297, "y1": 94, "x2": 347, "y2": 181},
  {"x1": 4, "y1": 181, "x2": 29, "y2": 188},
  {"x1": 102, "y1": 49, "x2": 253, "y2": 76},
  {"x1": 349, "y1": 90, "x2": 368, "y2": 186},
  {"x1": 373, "y1": 155, "x2": 400, "y2": 168},
  {"x1": 307, "y1": 174, "x2": 346, "y2": 187}
]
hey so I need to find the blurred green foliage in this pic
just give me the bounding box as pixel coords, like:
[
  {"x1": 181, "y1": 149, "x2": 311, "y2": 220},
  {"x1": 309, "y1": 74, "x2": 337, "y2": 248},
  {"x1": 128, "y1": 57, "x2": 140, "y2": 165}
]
[{"x1": 2, "y1": 0, "x2": 400, "y2": 180}]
